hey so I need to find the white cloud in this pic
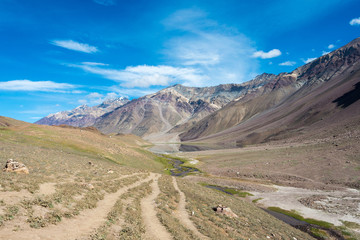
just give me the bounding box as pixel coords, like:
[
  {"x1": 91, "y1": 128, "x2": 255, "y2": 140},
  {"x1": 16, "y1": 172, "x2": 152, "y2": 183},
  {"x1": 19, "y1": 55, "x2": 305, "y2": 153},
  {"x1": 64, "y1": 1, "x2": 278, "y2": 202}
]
[
  {"x1": 328, "y1": 44, "x2": 335, "y2": 49},
  {"x1": 64, "y1": 8, "x2": 259, "y2": 88},
  {"x1": 350, "y1": 17, "x2": 360, "y2": 26},
  {"x1": 253, "y1": 49, "x2": 282, "y2": 59},
  {"x1": 78, "y1": 99, "x2": 87, "y2": 104},
  {"x1": 322, "y1": 51, "x2": 330, "y2": 56},
  {"x1": 0, "y1": 80, "x2": 76, "y2": 92},
  {"x1": 83, "y1": 92, "x2": 105, "y2": 105},
  {"x1": 72, "y1": 63, "x2": 206, "y2": 88},
  {"x1": 82, "y1": 62, "x2": 108, "y2": 66},
  {"x1": 86, "y1": 92, "x2": 103, "y2": 98},
  {"x1": 105, "y1": 92, "x2": 119, "y2": 100},
  {"x1": 279, "y1": 61, "x2": 296, "y2": 66},
  {"x1": 51, "y1": 40, "x2": 98, "y2": 53},
  {"x1": 108, "y1": 86, "x2": 159, "y2": 98},
  {"x1": 30, "y1": 117, "x2": 42, "y2": 120},
  {"x1": 93, "y1": 0, "x2": 116, "y2": 6},
  {"x1": 163, "y1": 9, "x2": 215, "y2": 32},
  {"x1": 303, "y1": 57, "x2": 317, "y2": 64},
  {"x1": 71, "y1": 90, "x2": 84, "y2": 94},
  {"x1": 162, "y1": 8, "x2": 258, "y2": 86}
]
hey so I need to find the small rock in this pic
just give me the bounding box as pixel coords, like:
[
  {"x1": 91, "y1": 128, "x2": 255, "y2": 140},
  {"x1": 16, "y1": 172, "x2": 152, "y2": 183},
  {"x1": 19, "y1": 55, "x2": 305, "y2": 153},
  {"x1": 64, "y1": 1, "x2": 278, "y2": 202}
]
[
  {"x1": 266, "y1": 236, "x2": 270, "y2": 239},
  {"x1": 83, "y1": 183, "x2": 94, "y2": 190},
  {"x1": 212, "y1": 204, "x2": 238, "y2": 218},
  {"x1": 3, "y1": 159, "x2": 29, "y2": 174},
  {"x1": 107, "y1": 169, "x2": 114, "y2": 174}
]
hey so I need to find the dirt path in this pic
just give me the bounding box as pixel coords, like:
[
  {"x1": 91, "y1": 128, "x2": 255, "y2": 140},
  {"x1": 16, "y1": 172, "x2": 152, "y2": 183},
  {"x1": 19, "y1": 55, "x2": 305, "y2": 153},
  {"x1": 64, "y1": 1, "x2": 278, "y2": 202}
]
[
  {"x1": 37, "y1": 182, "x2": 57, "y2": 195},
  {"x1": 0, "y1": 173, "x2": 154, "y2": 240},
  {"x1": 141, "y1": 174, "x2": 172, "y2": 240},
  {"x1": 172, "y1": 177, "x2": 209, "y2": 240}
]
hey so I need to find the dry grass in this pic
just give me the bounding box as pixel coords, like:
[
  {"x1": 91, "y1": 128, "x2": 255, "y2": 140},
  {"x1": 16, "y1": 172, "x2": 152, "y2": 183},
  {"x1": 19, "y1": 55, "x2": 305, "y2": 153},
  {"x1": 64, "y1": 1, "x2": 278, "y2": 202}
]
[
  {"x1": 156, "y1": 175, "x2": 200, "y2": 240},
  {"x1": 89, "y1": 178, "x2": 152, "y2": 240},
  {"x1": 180, "y1": 135, "x2": 360, "y2": 189},
  {"x1": 177, "y1": 178, "x2": 314, "y2": 239},
  {"x1": 0, "y1": 120, "x2": 160, "y2": 233}
]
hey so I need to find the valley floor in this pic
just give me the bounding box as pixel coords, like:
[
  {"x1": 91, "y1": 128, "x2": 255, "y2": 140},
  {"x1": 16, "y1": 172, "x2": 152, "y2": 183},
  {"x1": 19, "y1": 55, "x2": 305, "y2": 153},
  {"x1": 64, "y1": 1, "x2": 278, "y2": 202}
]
[{"x1": 0, "y1": 116, "x2": 359, "y2": 239}]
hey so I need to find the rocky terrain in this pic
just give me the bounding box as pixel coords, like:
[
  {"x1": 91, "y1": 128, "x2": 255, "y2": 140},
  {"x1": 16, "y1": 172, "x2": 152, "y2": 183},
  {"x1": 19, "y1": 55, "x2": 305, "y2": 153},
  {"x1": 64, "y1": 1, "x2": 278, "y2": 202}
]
[
  {"x1": 36, "y1": 97, "x2": 129, "y2": 127},
  {"x1": 180, "y1": 37, "x2": 360, "y2": 143},
  {"x1": 92, "y1": 75, "x2": 276, "y2": 139}
]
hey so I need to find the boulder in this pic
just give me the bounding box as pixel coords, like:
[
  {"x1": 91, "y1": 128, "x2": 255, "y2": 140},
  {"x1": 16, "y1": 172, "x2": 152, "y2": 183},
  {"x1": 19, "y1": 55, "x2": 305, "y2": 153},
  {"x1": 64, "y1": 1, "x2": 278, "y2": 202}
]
[
  {"x1": 212, "y1": 204, "x2": 238, "y2": 218},
  {"x1": 82, "y1": 183, "x2": 94, "y2": 190},
  {"x1": 3, "y1": 159, "x2": 29, "y2": 174}
]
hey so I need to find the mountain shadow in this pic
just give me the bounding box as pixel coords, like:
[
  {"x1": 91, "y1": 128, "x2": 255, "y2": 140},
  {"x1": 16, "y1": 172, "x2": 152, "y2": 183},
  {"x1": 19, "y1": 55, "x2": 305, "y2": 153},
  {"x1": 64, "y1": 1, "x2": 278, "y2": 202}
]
[{"x1": 333, "y1": 82, "x2": 360, "y2": 108}]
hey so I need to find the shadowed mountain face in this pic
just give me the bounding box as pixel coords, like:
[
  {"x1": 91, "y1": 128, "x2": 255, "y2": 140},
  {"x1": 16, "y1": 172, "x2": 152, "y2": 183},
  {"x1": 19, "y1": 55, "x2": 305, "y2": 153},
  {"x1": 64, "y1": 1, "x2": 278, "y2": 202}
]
[
  {"x1": 180, "y1": 38, "x2": 360, "y2": 144},
  {"x1": 333, "y1": 82, "x2": 360, "y2": 108},
  {"x1": 36, "y1": 97, "x2": 129, "y2": 127}
]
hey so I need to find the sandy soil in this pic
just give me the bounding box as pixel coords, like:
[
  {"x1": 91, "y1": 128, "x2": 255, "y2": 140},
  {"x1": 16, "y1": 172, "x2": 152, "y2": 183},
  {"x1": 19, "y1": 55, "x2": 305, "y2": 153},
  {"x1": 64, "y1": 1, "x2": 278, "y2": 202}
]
[
  {"x1": 0, "y1": 189, "x2": 32, "y2": 205},
  {"x1": 37, "y1": 183, "x2": 56, "y2": 196},
  {"x1": 250, "y1": 185, "x2": 360, "y2": 226}
]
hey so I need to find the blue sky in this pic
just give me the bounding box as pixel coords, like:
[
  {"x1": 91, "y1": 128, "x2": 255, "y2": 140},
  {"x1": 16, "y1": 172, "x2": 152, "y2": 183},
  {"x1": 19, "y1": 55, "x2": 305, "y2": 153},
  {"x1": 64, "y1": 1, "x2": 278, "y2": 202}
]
[{"x1": 0, "y1": 0, "x2": 359, "y2": 122}]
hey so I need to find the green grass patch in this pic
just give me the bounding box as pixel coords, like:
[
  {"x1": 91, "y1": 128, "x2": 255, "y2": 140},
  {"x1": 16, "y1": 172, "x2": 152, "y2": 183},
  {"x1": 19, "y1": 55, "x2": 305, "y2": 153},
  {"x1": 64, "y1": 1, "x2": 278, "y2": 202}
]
[
  {"x1": 341, "y1": 220, "x2": 360, "y2": 229},
  {"x1": 309, "y1": 227, "x2": 328, "y2": 239},
  {"x1": 252, "y1": 198, "x2": 263, "y2": 203},
  {"x1": 200, "y1": 183, "x2": 253, "y2": 198}
]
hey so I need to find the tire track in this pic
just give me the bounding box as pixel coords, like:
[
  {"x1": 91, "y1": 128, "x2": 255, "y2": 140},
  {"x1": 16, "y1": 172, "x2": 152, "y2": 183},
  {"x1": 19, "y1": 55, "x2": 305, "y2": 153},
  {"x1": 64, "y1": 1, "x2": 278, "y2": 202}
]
[
  {"x1": 141, "y1": 174, "x2": 173, "y2": 240},
  {"x1": 0, "y1": 173, "x2": 154, "y2": 240},
  {"x1": 172, "y1": 176, "x2": 210, "y2": 240}
]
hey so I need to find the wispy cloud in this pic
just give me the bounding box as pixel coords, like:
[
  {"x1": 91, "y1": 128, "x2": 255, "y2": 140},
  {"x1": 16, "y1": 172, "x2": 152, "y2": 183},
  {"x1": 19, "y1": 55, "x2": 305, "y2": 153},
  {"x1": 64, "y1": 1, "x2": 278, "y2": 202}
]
[
  {"x1": 93, "y1": 0, "x2": 116, "y2": 6},
  {"x1": 51, "y1": 40, "x2": 99, "y2": 53},
  {"x1": 253, "y1": 49, "x2": 282, "y2": 59},
  {"x1": 19, "y1": 105, "x2": 63, "y2": 115},
  {"x1": 322, "y1": 50, "x2": 330, "y2": 56},
  {"x1": 349, "y1": 17, "x2": 360, "y2": 26},
  {"x1": 162, "y1": 8, "x2": 258, "y2": 86},
  {"x1": 279, "y1": 61, "x2": 296, "y2": 66},
  {"x1": 328, "y1": 44, "x2": 335, "y2": 49},
  {"x1": 71, "y1": 63, "x2": 206, "y2": 88},
  {"x1": 81, "y1": 62, "x2": 108, "y2": 66},
  {"x1": 302, "y1": 57, "x2": 317, "y2": 64},
  {"x1": 108, "y1": 86, "x2": 159, "y2": 98},
  {"x1": 0, "y1": 80, "x2": 76, "y2": 92}
]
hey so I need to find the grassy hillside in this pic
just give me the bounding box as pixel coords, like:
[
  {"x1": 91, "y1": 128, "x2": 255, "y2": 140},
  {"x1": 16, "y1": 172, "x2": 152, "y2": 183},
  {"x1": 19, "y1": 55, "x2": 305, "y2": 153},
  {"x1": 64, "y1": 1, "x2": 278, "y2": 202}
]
[{"x1": 0, "y1": 116, "x2": 319, "y2": 239}]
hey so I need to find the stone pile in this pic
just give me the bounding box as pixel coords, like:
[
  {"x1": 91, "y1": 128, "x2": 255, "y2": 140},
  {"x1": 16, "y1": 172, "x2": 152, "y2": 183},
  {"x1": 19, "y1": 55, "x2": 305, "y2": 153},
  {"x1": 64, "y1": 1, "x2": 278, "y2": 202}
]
[
  {"x1": 3, "y1": 159, "x2": 29, "y2": 174},
  {"x1": 213, "y1": 204, "x2": 238, "y2": 218}
]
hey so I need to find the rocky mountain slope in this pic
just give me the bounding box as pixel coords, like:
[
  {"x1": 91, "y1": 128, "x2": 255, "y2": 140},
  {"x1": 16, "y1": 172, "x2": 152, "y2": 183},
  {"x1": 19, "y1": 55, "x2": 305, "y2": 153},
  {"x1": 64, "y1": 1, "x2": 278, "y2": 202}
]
[
  {"x1": 180, "y1": 37, "x2": 360, "y2": 144},
  {"x1": 37, "y1": 38, "x2": 360, "y2": 145},
  {"x1": 93, "y1": 75, "x2": 276, "y2": 138},
  {"x1": 36, "y1": 97, "x2": 129, "y2": 127}
]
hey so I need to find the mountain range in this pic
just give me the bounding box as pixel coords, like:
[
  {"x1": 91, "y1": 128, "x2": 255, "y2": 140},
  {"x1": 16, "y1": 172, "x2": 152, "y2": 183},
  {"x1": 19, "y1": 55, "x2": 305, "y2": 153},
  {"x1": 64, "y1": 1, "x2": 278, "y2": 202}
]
[
  {"x1": 36, "y1": 97, "x2": 129, "y2": 127},
  {"x1": 36, "y1": 37, "x2": 360, "y2": 144}
]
